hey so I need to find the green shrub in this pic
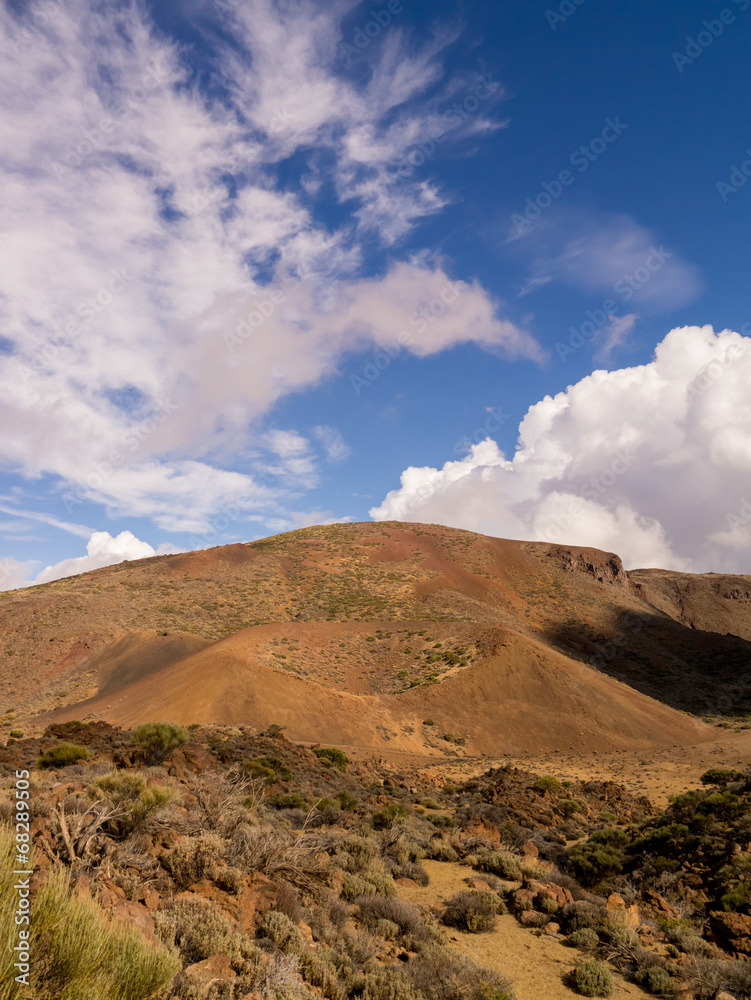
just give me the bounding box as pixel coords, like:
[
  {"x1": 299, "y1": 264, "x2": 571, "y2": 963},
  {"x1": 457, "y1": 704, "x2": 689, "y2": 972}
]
[
  {"x1": 442, "y1": 891, "x2": 497, "y2": 933},
  {"x1": 131, "y1": 722, "x2": 188, "y2": 764},
  {"x1": 560, "y1": 798, "x2": 585, "y2": 818},
  {"x1": 571, "y1": 960, "x2": 613, "y2": 997},
  {"x1": 313, "y1": 747, "x2": 349, "y2": 772},
  {"x1": 37, "y1": 743, "x2": 89, "y2": 768},
  {"x1": 268, "y1": 792, "x2": 308, "y2": 810},
  {"x1": 299, "y1": 952, "x2": 345, "y2": 1000},
  {"x1": 637, "y1": 966, "x2": 673, "y2": 995},
  {"x1": 377, "y1": 918, "x2": 401, "y2": 940},
  {"x1": 568, "y1": 927, "x2": 600, "y2": 950},
  {"x1": 335, "y1": 790, "x2": 359, "y2": 811},
  {"x1": 260, "y1": 909, "x2": 306, "y2": 953},
  {"x1": 700, "y1": 767, "x2": 744, "y2": 787},
  {"x1": 359, "y1": 967, "x2": 423, "y2": 1000},
  {"x1": 90, "y1": 771, "x2": 175, "y2": 834},
  {"x1": 473, "y1": 848, "x2": 521, "y2": 880},
  {"x1": 372, "y1": 805, "x2": 408, "y2": 830},
  {"x1": 263, "y1": 723, "x2": 287, "y2": 737},
  {"x1": 156, "y1": 894, "x2": 263, "y2": 981},
  {"x1": 0, "y1": 829, "x2": 178, "y2": 1000},
  {"x1": 9, "y1": 729, "x2": 23, "y2": 738},
  {"x1": 533, "y1": 776, "x2": 561, "y2": 793},
  {"x1": 341, "y1": 871, "x2": 396, "y2": 900},
  {"x1": 567, "y1": 830, "x2": 626, "y2": 887}
]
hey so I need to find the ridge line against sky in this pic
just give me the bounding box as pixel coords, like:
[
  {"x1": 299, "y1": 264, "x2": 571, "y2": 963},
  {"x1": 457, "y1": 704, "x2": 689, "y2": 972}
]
[{"x1": 1, "y1": 0, "x2": 750, "y2": 589}]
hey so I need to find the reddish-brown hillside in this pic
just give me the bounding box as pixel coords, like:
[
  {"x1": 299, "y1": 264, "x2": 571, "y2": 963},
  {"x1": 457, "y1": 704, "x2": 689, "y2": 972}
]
[{"x1": 2, "y1": 521, "x2": 750, "y2": 752}]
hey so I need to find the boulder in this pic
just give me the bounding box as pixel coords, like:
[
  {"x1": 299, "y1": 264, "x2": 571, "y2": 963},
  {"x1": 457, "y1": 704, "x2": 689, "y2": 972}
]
[
  {"x1": 184, "y1": 954, "x2": 236, "y2": 984},
  {"x1": 465, "y1": 877, "x2": 493, "y2": 891},
  {"x1": 710, "y1": 910, "x2": 751, "y2": 957},
  {"x1": 641, "y1": 889, "x2": 680, "y2": 921},
  {"x1": 525, "y1": 879, "x2": 574, "y2": 909},
  {"x1": 111, "y1": 899, "x2": 158, "y2": 943},
  {"x1": 607, "y1": 892, "x2": 640, "y2": 929}
]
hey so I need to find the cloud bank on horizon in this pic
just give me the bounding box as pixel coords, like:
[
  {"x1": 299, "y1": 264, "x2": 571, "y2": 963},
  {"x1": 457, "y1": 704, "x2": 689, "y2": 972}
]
[
  {"x1": 372, "y1": 324, "x2": 751, "y2": 573},
  {"x1": 0, "y1": 0, "x2": 749, "y2": 587}
]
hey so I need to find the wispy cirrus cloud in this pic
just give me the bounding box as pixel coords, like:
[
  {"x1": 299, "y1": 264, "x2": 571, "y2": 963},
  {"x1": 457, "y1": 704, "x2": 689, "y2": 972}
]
[
  {"x1": 0, "y1": 0, "x2": 537, "y2": 544},
  {"x1": 515, "y1": 209, "x2": 702, "y2": 312}
]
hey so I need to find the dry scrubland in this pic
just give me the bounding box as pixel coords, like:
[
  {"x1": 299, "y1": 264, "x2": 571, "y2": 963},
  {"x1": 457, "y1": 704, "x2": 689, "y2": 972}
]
[
  {"x1": 2, "y1": 522, "x2": 751, "y2": 998},
  {"x1": 5, "y1": 721, "x2": 751, "y2": 999}
]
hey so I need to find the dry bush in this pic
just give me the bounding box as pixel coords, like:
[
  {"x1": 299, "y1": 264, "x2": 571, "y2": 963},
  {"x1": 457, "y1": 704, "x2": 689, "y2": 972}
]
[
  {"x1": 298, "y1": 952, "x2": 345, "y2": 1000},
  {"x1": 189, "y1": 769, "x2": 260, "y2": 835},
  {"x1": 424, "y1": 837, "x2": 458, "y2": 862},
  {"x1": 156, "y1": 894, "x2": 264, "y2": 990},
  {"x1": 392, "y1": 861, "x2": 429, "y2": 886},
  {"x1": 275, "y1": 882, "x2": 305, "y2": 923},
  {"x1": 258, "y1": 954, "x2": 313, "y2": 1000},
  {"x1": 685, "y1": 957, "x2": 751, "y2": 999},
  {"x1": 163, "y1": 831, "x2": 226, "y2": 887},
  {"x1": 442, "y1": 890, "x2": 498, "y2": 933},
  {"x1": 337, "y1": 928, "x2": 380, "y2": 965},
  {"x1": 358, "y1": 967, "x2": 423, "y2": 1000},
  {"x1": 229, "y1": 825, "x2": 330, "y2": 891},
  {"x1": 409, "y1": 947, "x2": 516, "y2": 1000},
  {"x1": 356, "y1": 895, "x2": 425, "y2": 939},
  {"x1": 260, "y1": 909, "x2": 306, "y2": 954}
]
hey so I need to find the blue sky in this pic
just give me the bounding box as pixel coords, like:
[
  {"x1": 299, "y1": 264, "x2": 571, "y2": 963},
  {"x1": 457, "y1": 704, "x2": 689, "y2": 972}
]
[{"x1": 1, "y1": 0, "x2": 751, "y2": 589}]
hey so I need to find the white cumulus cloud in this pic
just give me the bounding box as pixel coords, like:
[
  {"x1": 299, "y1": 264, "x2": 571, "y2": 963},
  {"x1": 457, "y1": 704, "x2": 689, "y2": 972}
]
[
  {"x1": 33, "y1": 530, "x2": 172, "y2": 586},
  {"x1": 371, "y1": 325, "x2": 751, "y2": 572}
]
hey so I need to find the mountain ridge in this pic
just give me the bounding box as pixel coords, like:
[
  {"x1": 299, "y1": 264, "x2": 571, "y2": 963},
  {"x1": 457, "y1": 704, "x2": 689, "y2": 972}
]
[{"x1": 2, "y1": 521, "x2": 750, "y2": 750}]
